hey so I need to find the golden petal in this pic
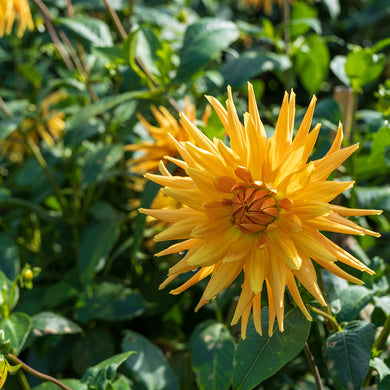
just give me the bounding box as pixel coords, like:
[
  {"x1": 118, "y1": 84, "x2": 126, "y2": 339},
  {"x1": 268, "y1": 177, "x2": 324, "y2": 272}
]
[
  {"x1": 293, "y1": 255, "x2": 327, "y2": 306},
  {"x1": 292, "y1": 180, "x2": 354, "y2": 203},
  {"x1": 286, "y1": 272, "x2": 312, "y2": 320},
  {"x1": 293, "y1": 230, "x2": 337, "y2": 262},
  {"x1": 330, "y1": 204, "x2": 383, "y2": 216},
  {"x1": 170, "y1": 266, "x2": 214, "y2": 295},
  {"x1": 312, "y1": 143, "x2": 359, "y2": 182},
  {"x1": 292, "y1": 95, "x2": 317, "y2": 148},
  {"x1": 245, "y1": 246, "x2": 268, "y2": 294},
  {"x1": 139, "y1": 207, "x2": 200, "y2": 223},
  {"x1": 156, "y1": 238, "x2": 198, "y2": 257},
  {"x1": 268, "y1": 232, "x2": 302, "y2": 270},
  {"x1": 144, "y1": 173, "x2": 194, "y2": 189}
]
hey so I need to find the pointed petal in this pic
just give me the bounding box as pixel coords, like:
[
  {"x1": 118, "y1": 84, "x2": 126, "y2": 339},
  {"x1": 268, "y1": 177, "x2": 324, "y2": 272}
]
[
  {"x1": 293, "y1": 256, "x2": 327, "y2": 306},
  {"x1": 292, "y1": 95, "x2": 317, "y2": 147},
  {"x1": 293, "y1": 230, "x2": 337, "y2": 262},
  {"x1": 268, "y1": 232, "x2": 302, "y2": 270},
  {"x1": 156, "y1": 238, "x2": 198, "y2": 256},
  {"x1": 287, "y1": 272, "x2": 312, "y2": 320},
  {"x1": 245, "y1": 246, "x2": 268, "y2": 294},
  {"x1": 312, "y1": 143, "x2": 359, "y2": 181},
  {"x1": 170, "y1": 266, "x2": 214, "y2": 295}
]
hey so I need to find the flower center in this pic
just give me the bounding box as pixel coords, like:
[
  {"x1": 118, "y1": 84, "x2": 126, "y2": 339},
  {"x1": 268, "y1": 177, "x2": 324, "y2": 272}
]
[{"x1": 229, "y1": 184, "x2": 278, "y2": 234}]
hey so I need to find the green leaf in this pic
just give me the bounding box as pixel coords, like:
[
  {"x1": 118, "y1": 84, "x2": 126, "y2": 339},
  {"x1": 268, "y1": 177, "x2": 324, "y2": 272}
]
[
  {"x1": 56, "y1": 16, "x2": 113, "y2": 47},
  {"x1": 290, "y1": 2, "x2": 318, "y2": 38},
  {"x1": 31, "y1": 312, "x2": 82, "y2": 337},
  {"x1": 0, "y1": 118, "x2": 21, "y2": 140},
  {"x1": 81, "y1": 144, "x2": 123, "y2": 187},
  {"x1": 81, "y1": 352, "x2": 135, "y2": 390},
  {"x1": 72, "y1": 327, "x2": 115, "y2": 376},
  {"x1": 67, "y1": 90, "x2": 154, "y2": 128},
  {"x1": 345, "y1": 50, "x2": 386, "y2": 92},
  {"x1": 175, "y1": 18, "x2": 239, "y2": 82},
  {"x1": 32, "y1": 379, "x2": 87, "y2": 390},
  {"x1": 322, "y1": 0, "x2": 340, "y2": 19},
  {"x1": 330, "y1": 56, "x2": 350, "y2": 86},
  {"x1": 78, "y1": 220, "x2": 121, "y2": 286},
  {"x1": 370, "y1": 124, "x2": 390, "y2": 166},
  {"x1": 355, "y1": 186, "x2": 390, "y2": 212},
  {"x1": 232, "y1": 307, "x2": 311, "y2": 390},
  {"x1": 0, "y1": 233, "x2": 20, "y2": 280},
  {"x1": 220, "y1": 51, "x2": 291, "y2": 88},
  {"x1": 0, "y1": 312, "x2": 32, "y2": 355},
  {"x1": 121, "y1": 330, "x2": 179, "y2": 390},
  {"x1": 336, "y1": 286, "x2": 376, "y2": 322},
  {"x1": 75, "y1": 282, "x2": 146, "y2": 323},
  {"x1": 323, "y1": 321, "x2": 375, "y2": 390},
  {"x1": 294, "y1": 34, "x2": 330, "y2": 93},
  {"x1": 190, "y1": 321, "x2": 236, "y2": 390},
  {"x1": 370, "y1": 357, "x2": 390, "y2": 382}
]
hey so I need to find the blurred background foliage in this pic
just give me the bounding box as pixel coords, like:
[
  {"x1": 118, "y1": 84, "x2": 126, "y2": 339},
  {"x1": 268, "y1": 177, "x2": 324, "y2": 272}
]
[{"x1": 0, "y1": 0, "x2": 390, "y2": 389}]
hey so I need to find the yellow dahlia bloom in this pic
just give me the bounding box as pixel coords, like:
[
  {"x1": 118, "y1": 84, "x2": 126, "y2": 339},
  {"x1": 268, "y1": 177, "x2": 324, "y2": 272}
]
[
  {"x1": 140, "y1": 84, "x2": 381, "y2": 339},
  {"x1": 0, "y1": 92, "x2": 67, "y2": 162},
  {"x1": 125, "y1": 98, "x2": 211, "y2": 174},
  {"x1": 0, "y1": 0, "x2": 34, "y2": 37}
]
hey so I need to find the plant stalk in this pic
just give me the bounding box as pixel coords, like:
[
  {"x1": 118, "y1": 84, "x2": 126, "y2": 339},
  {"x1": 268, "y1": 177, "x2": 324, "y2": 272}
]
[
  {"x1": 303, "y1": 342, "x2": 324, "y2": 390},
  {"x1": 8, "y1": 354, "x2": 73, "y2": 390}
]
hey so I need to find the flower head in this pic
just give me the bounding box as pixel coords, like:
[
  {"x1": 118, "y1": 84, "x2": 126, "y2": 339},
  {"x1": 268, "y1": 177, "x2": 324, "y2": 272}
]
[
  {"x1": 125, "y1": 98, "x2": 210, "y2": 174},
  {"x1": 0, "y1": 92, "x2": 67, "y2": 162},
  {"x1": 0, "y1": 0, "x2": 34, "y2": 37},
  {"x1": 140, "y1": 84, "x2": 381, "y2": 339}
]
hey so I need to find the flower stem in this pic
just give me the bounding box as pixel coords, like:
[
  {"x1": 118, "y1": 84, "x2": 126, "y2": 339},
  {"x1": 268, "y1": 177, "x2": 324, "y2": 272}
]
[
  {"x1": 373, "y1": 314, "x2": 390, "y2": 351},
  {"x1": 102, "y1": 0, "x2": 181, "y2": 113},
  {"x1": 303, "y1": 342, "x2": 324, "y2": 390},
  {"x1": 32, "y1": 0, "x2": 74, "y2": 70},
  {"x1": 307, "y1": 304, "x2": 340, "y2": 332},
  {"x1": 8, "y1": 354, "x2": 73, "y2": 390},
  {"x1": 17, "y1": 370, "x2": 32, "y2": 390}
]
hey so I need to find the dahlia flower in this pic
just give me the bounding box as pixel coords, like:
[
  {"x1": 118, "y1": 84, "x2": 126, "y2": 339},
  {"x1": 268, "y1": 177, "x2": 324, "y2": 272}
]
[
  {"x1": 140, "y1": 84, "x2": 381, "y2": 338},
  {"x1": 0, "y1": 0, "x2": 34, "y2": 37},
  {"x1": 0, "y1": 92, "x2": 67, "y2": 162},
  {"x1": 125, "y1": 98, "x2": 211, "y2": 174}
]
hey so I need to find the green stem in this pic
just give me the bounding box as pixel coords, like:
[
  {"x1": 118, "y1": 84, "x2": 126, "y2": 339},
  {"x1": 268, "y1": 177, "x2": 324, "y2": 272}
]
[
  {"x1": 17, "y1": 370, "x2": 32, "y2": 390},
  {"x1": 307, "y1": 304, "x2": 340, "y2": 332},
  {"x1": 8, "y1": 354, "x2": 72, "y2": 390},
  {"x1": 373, "y1": 314, "x2": 390, "y2": 351},
  {"x1": 102, "y1": 0, "x2": 181, "y2": 113},
  {"x1": 303, "y1": 343, "x2": 324, "y2": 390}
]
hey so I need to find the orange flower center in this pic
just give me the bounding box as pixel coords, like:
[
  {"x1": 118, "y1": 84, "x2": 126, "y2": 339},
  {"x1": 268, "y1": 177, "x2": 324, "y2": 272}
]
[{"x1": 229, "y1": 184, "x2": 278, "y2": 234}]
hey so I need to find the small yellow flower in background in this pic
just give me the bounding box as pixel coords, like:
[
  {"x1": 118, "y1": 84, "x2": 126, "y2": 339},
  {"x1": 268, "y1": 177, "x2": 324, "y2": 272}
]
[
  {"x1": 125, "y1": 98, "x2": 211, "y2": 174},
  {"x1": 243, "y1": 0, "x2": 295, "y2": 14},
  {"x1": 0, "y1": 92, "x2": 67, "y2": 162},
  {"x1": 0, "y1": 0, "x2": 34, "y2": 37},
  {"x1": 140, "y1": 84, "x2": 382, "y2": 339}
]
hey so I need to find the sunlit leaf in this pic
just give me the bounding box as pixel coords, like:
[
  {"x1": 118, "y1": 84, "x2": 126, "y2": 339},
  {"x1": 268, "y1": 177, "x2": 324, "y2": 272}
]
[{"x1": 175, "y1": 18, "x2": 239, "y2": 82}]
